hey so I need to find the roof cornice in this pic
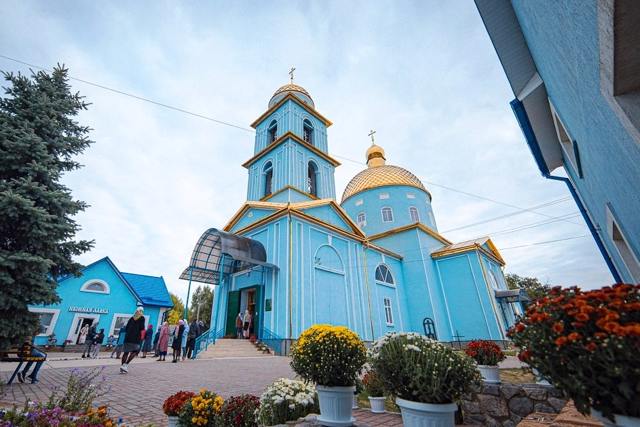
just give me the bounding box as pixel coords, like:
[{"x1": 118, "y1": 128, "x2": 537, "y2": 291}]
[
  {"x1": 260, "y1": 185, "x2": 319, "y2": 202},
  {"x1": 368, "y1": 223, "x2": 451, "y2": 245},
  {"x1": 431, "y1": 243, "x2": 505, "y2": 266},
  {"x1": 250, "y1": 93, "x2": 333, "y2": 128},
  {"x1": 242, "y1": 131, "x2": 341, "y2": 168}
]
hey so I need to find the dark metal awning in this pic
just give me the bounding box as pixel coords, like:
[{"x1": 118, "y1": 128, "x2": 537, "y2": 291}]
[
  {"x1": 495, "y1": 288, "x2": 530, "y2": 303},
  {"x1": 179, "y1": 228, "x2": 277, "y2": 286}
]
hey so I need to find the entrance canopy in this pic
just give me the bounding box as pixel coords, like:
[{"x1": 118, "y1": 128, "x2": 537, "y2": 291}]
[
  {"x1": 494, "y1": 288, "x2": 530, "y2": 304},
  {"x1": 180, "y1": 228, "x2": 277, "y2": 286}
]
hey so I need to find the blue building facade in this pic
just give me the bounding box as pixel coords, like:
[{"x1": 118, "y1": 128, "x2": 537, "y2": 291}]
[
  {"x1": 199, "y1": 82, "x2": 523, "y2": 344},
  {"x1": 475, "y1": 0, "x2": 640, "y2": 283},
  {"x1": 28, "y1": 257, "x2": 173, "y2": 346}
]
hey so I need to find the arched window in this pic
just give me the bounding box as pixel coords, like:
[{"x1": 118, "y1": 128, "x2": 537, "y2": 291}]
[
  {"x1": 303, "y1": 119, "x2": 314, "y2": 145},
  {"x1": 381, "y1": 207, "x2": 394, "y2": 222},
  {"x1": 409, "y1": 206, "x2": 420, "y2": 223},
  {"x1": 375, "y1": 264, "x2": 395, "y2": 286},
  {"x1": 80, "y1": 280, "x2": 110, "y2": 294},
  {"x1": 268, "y1": 120, "x2": 278, "y2": 144},
  {"x1": 357, "y1": 212, "x2": 366, "y2": 227},
  {"x1": 263, "y1": 161, "x2": 273, "y2": 197},
  {"x1": 307, "y1": 161, "x2": 318, "y2": 196}
]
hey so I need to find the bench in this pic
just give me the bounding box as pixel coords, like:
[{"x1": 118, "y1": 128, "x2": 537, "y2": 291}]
[{"x1": 0, "y1": 343, "x2": 47, "y2": 385}]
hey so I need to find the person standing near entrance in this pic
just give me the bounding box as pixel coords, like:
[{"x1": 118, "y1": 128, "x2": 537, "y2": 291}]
[
  {"x1": 171, "y1": 320, "x2": 185, "y2": 363},
  {"x1": 141, "y1": 324, "x2": 153, "y2": 358},
  {"x1": 157, "y1": 321, "x2": 169, "y2": 361},
  {"x1": 91, "y1": 329, "x2": 105, "y2": 358},
  {"x1": 235, "y1": 313, "x2": 243, "y2": 339},
  {"x1": 78, "y1": 324, "x2": 89, "y2": 345},
  {"x1": 120, "y1": 307, "x2": 145, "y2": 374},
  {"x1": 242, "y1": 310, "x2": 252, "y2": 339},
  {"x1": 81, "y1": 325, "x2": 96, "y2": 358},
  {"x1": 185, "y1": 319, "x2": 199, "y2": 359}
]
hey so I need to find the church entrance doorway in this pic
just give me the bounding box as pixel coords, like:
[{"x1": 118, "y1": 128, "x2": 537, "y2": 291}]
[{"x1": 225, "y1": 286, "x2": 262, "y2": 338}]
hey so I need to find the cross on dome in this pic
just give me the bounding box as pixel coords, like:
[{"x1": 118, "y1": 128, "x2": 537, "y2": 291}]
[
  {"x1": 289, "y1": 67, "x2": 296, "y2": 83},
  {"x1": 368, "y1": 129, "x2": 376, "y2": 144}
]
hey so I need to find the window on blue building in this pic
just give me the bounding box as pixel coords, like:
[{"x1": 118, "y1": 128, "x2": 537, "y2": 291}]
[
  {"x1": 383, "y1": 298, "x2": 394, "y2": 325},
  {"x1": 550, "y1": 101, "x2": 583, "y2": 178},
  {"x1": 263, "y1": 162, "x2": 273, "y2": 197},
  {"x1": 357, "y1": 212, "x2": 366, "y2": 227},
  {"x1": 268, "y1": 120, "x2": 278, "y2": 144},
  {"x1": 409, "y1": 206, "x2": 420, "y2": 223},
  {"x1": 307, "y1": 161, "x2": 318, "y2": 196},
  {"x1": 381, "y1": 207, "x2": 393, "y2": 222},
  {"x1": 80, "y1": 280, "x2": 110, "y2": 294},
  {"x1": 375, "y1": 264, "x2": 395, "y2": 286},
  {"x1": 303, "y1": 119, "x2": 314, "y2": 145}
]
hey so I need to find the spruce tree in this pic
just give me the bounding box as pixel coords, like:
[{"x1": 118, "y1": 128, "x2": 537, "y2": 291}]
[{"x1": 0, "y1": 66, "x2": 94, "y2": 349}]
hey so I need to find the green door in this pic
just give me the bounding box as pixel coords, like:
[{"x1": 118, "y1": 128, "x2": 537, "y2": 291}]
[{"x1": 226, "y1": 291, "x2": 240, "y2": 336}]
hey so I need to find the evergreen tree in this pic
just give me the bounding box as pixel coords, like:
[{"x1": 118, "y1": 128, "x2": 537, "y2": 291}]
[
  {"x1": 0, "y1": 66, "x2": 93, "y2": 349},
  {"x1": 167, "y1": 293, "x2": 184, "y2": 325},
  {"x1": 188, "y1": 285, "x2": 214, "y2": 325}
]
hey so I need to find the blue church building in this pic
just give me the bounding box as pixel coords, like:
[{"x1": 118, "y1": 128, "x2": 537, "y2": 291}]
[
  {"x1": 475, "y1": 0, "x2": 640, "y2": 284},
  {"x1": 182, "y1": 81, "x2": 524, "y2": 347},
  {"x1": 28, "y1": 257, "x2": 173, "y2": 346}
]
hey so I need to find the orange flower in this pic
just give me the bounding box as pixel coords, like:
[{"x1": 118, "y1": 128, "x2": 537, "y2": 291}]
[
  {"x1": 585, "y1": 342, "x2": 597, "y2": 352},
  {"x1": 552, "y1": 322, "x2": 564, "y2": 333},
  {"x1": 575, "y1": 312, "x2": 589, "y2": 322},
  {"x1": 555, "y1": 336, "x2": 568, "y2": 346},
  {"x1": 567, "y1": 332, "x2": 582, "y2": 342},
  {"x1": 603, "y1": 321, "x2": 620, "y2": 333},
  {"x1": 515, "y1": 323, "x2": 525, "y2": 333}
]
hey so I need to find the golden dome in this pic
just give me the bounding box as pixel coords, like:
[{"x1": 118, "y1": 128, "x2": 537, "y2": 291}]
[
  {"x1": 269, "y1": 83, "x2": 315, "y2": 108},
  {"x1": 341, "y1": 145, "x2": 429, "y2": 203}
]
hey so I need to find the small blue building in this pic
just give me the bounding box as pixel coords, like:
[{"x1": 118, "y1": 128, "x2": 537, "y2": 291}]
[
  {"x1": 182, "y1": 81, "x2": 524, "y2": 346},
  {"x1": 475, "y1": 0, "x2": 640, "y2": 283},
  {"x1": 28, "y1": 257, "x2": 173, "y2": 346}
]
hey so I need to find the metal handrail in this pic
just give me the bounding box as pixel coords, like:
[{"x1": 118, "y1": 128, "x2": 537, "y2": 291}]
[{"x1": 192, "y1": 328, "x2": 224, "y2": 358}]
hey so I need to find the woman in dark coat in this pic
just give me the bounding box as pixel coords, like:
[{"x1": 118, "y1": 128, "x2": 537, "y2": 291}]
[
  {"x1": 171, "y1": 319, "x2": 185, "y2": 363},
  {"x1": 141, "y1": 324, "x2": 153, "y2": 358},
  {"x1": 120, "y1": 307, "x2": 145, "y2": 374}
]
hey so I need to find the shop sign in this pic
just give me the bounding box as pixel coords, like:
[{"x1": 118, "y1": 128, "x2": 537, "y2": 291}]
[{"x1": 68, "y1": 306, "x2": 108, "y2": 314}]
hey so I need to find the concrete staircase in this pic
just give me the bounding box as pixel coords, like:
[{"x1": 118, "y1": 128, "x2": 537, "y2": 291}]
[{"x1": 198, "y1": 338, "x2": 275, "y2": 359}]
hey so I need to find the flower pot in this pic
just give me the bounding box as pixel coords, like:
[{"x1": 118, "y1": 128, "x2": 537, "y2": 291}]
[
  {"x1": 477, "y1": 365, "x2": 500, "y2": 384},
  {"x1": 396, "y1": 397, "x2": 457, "y2": 427},
  {"x1": 167, "y1": 415, "x2": 179, "y2": 427},
  {"x1": 316, "y1": 385, "x2": 356, "y2": 426},
  {"x1": 368, "y1": 396, "x2": 386, "y2": 414},
  {"x1": 592, "y1": 410, "x2": 640, "y2": 427}
]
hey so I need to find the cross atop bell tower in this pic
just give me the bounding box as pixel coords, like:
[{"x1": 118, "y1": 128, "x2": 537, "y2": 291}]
[{"x1": 289, "y1": 67, "x2": 296, "y2": 83}]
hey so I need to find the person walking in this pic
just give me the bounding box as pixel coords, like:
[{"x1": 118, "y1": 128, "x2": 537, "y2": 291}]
[
  {"x1": 111, "y1": 325, "x2": 126, "y2": 358},
  {"x1": 186, "y1": 319, "x2": 199, "y2": 359},
  {"x1": 141, "y1": 324, "x2": 153, "y2": 358},
  {"x1": 152, "y1": 328, "x2": 160, "y2": 357},
  {"x1": 16, "y1": 339, "x2": 47, "y2": 384},
  {"x1": 91, "y1": 329, "x2": 105, "y2": 358},
  {"x1": 235, "y1": 312, "x2": 243, "y2": 339},
  {"x1": 120, "y1": 307, "x2": 146, "y2": 374},
  {"x1": 78, "y1": 324, "x2": 89, "y2": 345},
  {"x1": 81, "y1": 324, "x2": 96, "y2": 358},
  {"x1": 171, "y1": 320, "x2": 185, "y2": 363},
  {"x1": 242, "y1": 310, "x2": 251, "y2": 339},
  {"x1": 157, "y1": 321, "x2": 169, "y2": 361},
  {"x1": 181, "y1": 321, "x2": 189, "y2": 361}
]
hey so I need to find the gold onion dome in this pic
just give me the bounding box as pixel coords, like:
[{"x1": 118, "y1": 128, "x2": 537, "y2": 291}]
[
  {"x1": 268, "y1": 83, "x2": 315, "y2": 109},
  {"x1": 341, "y1": 144, "x2": 429, "y2": 203}
]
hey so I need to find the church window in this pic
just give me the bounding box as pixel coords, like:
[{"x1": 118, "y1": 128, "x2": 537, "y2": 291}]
[
  {"x1": 303, "y1": 119, "x2": 314, "y2": 145},
  {"x1": 263, "y1": 162, "x2": 273, "y2": 197},
  {"x1": 381, "y1": 207, "x2": 394, "y2": 223},
  {"x1": 307, "y1": 161, "x2": 318, "y2": 196},
  {"x1": 80, "y1": 280, "x2": 110, "y2": 294},
  {"x1": 409, "y1": 206, "x2": 420, "y2": 223},
  {"x1": 383, "y1": 298, "x2": 394, "y2": 325},
  {"x1": 379, "y1": 193, "x2": 389, "y2": 200},
  {"x1": 406, "y1": 193, "x2": 416, "y2": 199},
  {"x1": 606, "y1": 204, "x2": 640, "y2": 281},
  {"x1": 357, "y1": 212, "x2": 366, "y2": 227},
  {"x1": 355, "y1": 199, "x2": 363, "y2": 206},
  {"x1": 549, "y1": 101, "x2": 583, "y2": 178},
  {"x1": 268, "y1": 120, "x2": 278, "y2": 144},
  {"x1": 375, "y1": 264, "x2": 395, "y2": 286}
]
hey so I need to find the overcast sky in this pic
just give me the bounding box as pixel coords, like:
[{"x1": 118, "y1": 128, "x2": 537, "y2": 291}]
[{"x1": 1, "y1": 1, "x2": 612, "y2": 301}]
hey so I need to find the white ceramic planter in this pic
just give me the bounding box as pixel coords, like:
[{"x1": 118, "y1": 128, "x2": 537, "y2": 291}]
[
  {"x1": 478, "y1": 365, "x2": 500, "y2": 383},
  {"x1": 368, "y1": 396, "x2": 386, "y2": 414},
  {"x1": 167, "y1": 415, "x2": 179, "y2": 427},
  {"x1": 396, "y1": 397, "x2": 457, "y2": 427},
  {"x1": 316, "y1": 385, "x2": 356, "y2": 427},
  {"x1": 592, "y1": 410, "x2": 640, "y2": 427}
]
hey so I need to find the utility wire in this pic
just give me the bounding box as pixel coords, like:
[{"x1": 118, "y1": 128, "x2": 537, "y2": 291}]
[{"x1": 499, "y1": 235, "x2": 590, "y2": 251}]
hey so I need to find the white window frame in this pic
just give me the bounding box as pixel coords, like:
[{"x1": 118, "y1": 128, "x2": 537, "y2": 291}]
[
  {"x1": 355, "y1": 199, "x2": 363, "y2": 206},
  {"x1": 80, "y1": 279, "x2": 110, "y2": 294},
  {"x1": 29, "y1": 308, "x2": 60, "y2": 336},
  {"x1": 549, "y1": 100, "x2": 581, "y2": 177},
  {"x1": 383, "y1": 298, "x2": 394, "y2": 325},
  {"x1": 406, "y1": 193, "x2": 416, "y2": 199},
  {"x1": 409, "y1": 206, "x2": 420, "y2": 223},
  {"x1": 381, "y1": 207, "x2": 394, "y2": 223},
  {"x1": 357, "y1": 212, "x2": 366, "y2": 227},
  {"x1": 375, "y1": 264, "x2": 396, "y2": 287},
  {"x1": 109, "y1": 313, "x2": 151, "y2": 338},
  {"x1": 606, "y1": 204, "x2": 640, "y2": 281},
  {"x1": 379, "y1": 193, "x2": 390, "y2": 200}
]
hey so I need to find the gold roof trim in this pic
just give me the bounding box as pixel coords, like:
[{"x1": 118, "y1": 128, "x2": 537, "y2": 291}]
[
  {"x1": 260, "y1": 185, "x2": 319, "y2": 202},
  {"x1": 431, "y1": 237, "x2": 505, "y2": 266},
  {"x1": 368, "y1": 223, "x2": 451, "y2": 245},
  {"x1": 251, "y1": 93, "x2": 332, "y2": 128},
  {"x1": 242, "y1": 131, "x2": 341, "y2": 169},
  {"x1": 341, "y1": 165, "x2": 431, "y2": 203}
]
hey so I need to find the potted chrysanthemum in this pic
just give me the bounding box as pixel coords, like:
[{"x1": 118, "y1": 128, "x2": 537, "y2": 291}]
[
  {"x1": 362, "y1": 370, "x2": 386, "y2": 414},
  {"x1": 290, "y1": 325, "x2": 366, "y2": 426},
  {"x1": 162, "y1": 391, "x2": 195, "y2": 427},
  {"x1": 370, "y1": 332, "x2": 480, "y2": 427},
  {"x1": 464, "y1": 340, "x2": 505, "y2": 383},
  {"x1": 509, "y1": 284, "x2": 640, "y2": 426}
]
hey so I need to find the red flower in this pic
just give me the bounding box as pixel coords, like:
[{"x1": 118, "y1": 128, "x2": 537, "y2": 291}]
[
  {"x1": 567, "y1": 332, "x2": 582, "y2": 342},
  {"x1": 555, "y1": 336, "x2": 568, "y2": 346},
  {"x1": 552, "y1": 322, "x2": 564, "y2": 333},
  {"x1": 585, "y1": 342, "x2": 597, "y2": 352}
]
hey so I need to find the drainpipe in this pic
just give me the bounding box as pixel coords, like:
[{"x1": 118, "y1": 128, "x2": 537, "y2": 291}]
[{"x1": 510, "y1": 99, "x2": 622, "y2": 283}]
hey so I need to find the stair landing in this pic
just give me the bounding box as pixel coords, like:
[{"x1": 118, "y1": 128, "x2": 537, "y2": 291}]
[{"x1": 198, "y1": 338, "x2": 275, "y2": 359}]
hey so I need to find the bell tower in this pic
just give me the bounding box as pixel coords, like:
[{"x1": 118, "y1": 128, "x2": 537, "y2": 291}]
[{"x1": 243, "y1": 74, "x2": 340, "y2": 202}]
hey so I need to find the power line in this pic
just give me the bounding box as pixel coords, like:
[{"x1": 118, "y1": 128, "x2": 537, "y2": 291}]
[{"x1": 499, "y1": 235, "x2": 590, "y2": 251}]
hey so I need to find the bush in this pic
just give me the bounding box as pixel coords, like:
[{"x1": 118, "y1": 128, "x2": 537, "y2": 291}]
[
  {"x1": 508, "y1": 284, "x2": 640, "y2": 420},
  {"x1": 465, "y1": 340, "x2": 506, "y2": 366},
  {"x1": 0, "y1": 402, "x2": 117, "y2": 426},
  {"x1": 370, "y1": 332, "x2": 480, "y2": 404},
  {"x1": 362, "y1": 371, "x2": 385, "y2": 397},
  {"x1": 46, "y1": 367, "x2": 110, "y2": 413},
  {"x1": 163, "y1": 391, "x2": 196, "y2": 416},
  {"x1": 179, "y1": 389, "x2": 224, "y2": 427},
  {"x1": 219, "y1": 394, "x2": 260, "y2": 427},
  {"x1": 290, "y1": 325, "x2": 366, "y2": 386},
  {"x1": 256, "y1": 378, "x2": 318, "y2": 425}
]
